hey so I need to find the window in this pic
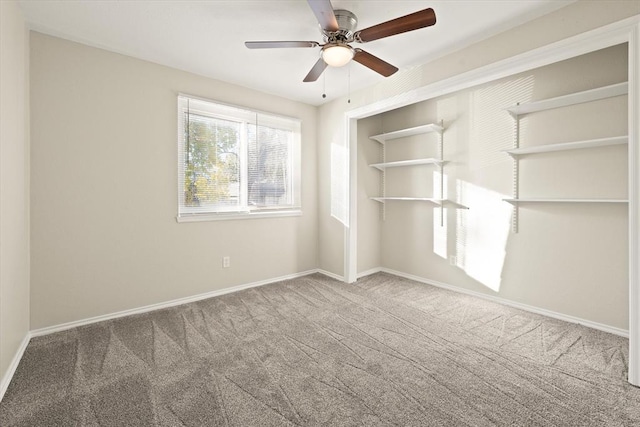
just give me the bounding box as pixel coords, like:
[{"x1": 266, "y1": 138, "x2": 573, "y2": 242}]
[{"x1": 177, "y1": 95, "x2": 301, "y2": 221}]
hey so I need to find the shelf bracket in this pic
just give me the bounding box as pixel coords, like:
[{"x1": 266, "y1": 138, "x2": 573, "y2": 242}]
[
  {"x1": 511, "y1": 106, "x2": 520, "y2": 233},
  {"x1": 439, "y1": 119, "x2": 444, "y2": 227},
  {"x1": 381, "y1": 140, "x2": 386, "y2": 221}
]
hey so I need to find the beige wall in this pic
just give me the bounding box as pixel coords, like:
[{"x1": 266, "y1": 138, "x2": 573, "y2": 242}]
[
  {"x1": 318, "y1": 99, "x2": 349, "y2": 275},
  {"x1": 318, "y1": 0, "x2": 639, "y2": 327},
  {"x1": 29, "y1": 33, "x2": 318, "y2": 329},
  {"x1": 0, "y1": 0, "x2": 30, "y2": 385}
]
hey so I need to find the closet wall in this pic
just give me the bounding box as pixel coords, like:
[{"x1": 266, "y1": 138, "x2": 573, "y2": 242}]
[{"x1": 359, "y1": 44, "x2": 629, "y2": 329}]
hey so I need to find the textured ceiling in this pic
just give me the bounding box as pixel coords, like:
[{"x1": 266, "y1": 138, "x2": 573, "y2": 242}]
[{"x1": 18, "y1": 0, "x2": 575, "y2": 106}]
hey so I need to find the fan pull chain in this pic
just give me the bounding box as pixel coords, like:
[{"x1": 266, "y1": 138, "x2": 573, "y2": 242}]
[
  {"x1": 322, "y1": 72, "x2": 326, "y2": 99},
  {"x1": 348, "y1": 65, "x2": 351, "y2": 104}
]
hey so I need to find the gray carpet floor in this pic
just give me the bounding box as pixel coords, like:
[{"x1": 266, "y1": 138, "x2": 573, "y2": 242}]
[{"x1": 1, "y1": 272, "x2": 639, "y2": 426}]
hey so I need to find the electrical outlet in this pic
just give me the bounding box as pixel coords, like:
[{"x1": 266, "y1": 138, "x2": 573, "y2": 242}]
[
  {"x1": 222, "y1": 256, "x2": 230, "y2": 268},
  {"x1": 449, "y1": 256, "x2": 457, "y2": 266}
]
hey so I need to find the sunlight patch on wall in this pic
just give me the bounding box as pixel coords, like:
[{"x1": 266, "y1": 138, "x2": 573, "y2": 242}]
[
  {"x1": 331, "y1": 142, "x2": 348, "y2": 226},
  {"x1": 433, "y1": 207, "x2": 447, "y2": 259},
  {"x1": 456, "y1": 180, "x2": 511, "y2": 292},
  {"x1": 469, "y1": 76, "x2": 535, "y2": 170}
]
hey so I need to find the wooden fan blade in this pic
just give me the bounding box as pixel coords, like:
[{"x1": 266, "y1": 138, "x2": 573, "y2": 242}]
[
  {"x1": 354, "y1": 8, "x2": 436, "y2": 43},
  {"x1": 245, "y1": 41, "x2": 319, "y2": 49},
  {"x1": 353, "y1": 49, "x2": 398, "y2": 77},
  {"x1": 307, "y1": 0, "x2": 339, "y2": 32},
  {"x1": 303, "y1": 58, "x2": 328, "y2": 82}
]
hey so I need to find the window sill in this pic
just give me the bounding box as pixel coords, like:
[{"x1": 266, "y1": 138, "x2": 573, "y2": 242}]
[{"x1": 176, "y1": 209, "x2": 302, "y2": 223}]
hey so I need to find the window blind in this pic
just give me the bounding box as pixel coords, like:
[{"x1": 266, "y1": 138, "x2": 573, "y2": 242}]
[{"x1": 177, "y1": 95, "x2": 301, "y2": 219}]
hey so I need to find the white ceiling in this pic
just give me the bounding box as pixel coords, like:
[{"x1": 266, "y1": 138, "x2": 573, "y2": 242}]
[{"x1": 18, "y1": 0, "x2": 575, "y2": 106}]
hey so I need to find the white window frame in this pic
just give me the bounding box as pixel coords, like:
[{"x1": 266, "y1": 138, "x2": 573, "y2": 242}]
[{"x1": 176, "y1": 94, "x2": 302, "y2": 222}]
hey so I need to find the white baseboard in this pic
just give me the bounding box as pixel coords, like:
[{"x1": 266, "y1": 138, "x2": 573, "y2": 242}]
[
  {"x1": 357, "y1": 267, "x2": 383, "y2": 279},
  {"x1": 0, "y1": 333, "x2": 31, "y2": 403},
  {"x1": 30, "y1": 269, "x2": 319, "y2": 338},
  {"x1": 381, "y1": 268, "x2": 629, "y2": 338},
  {"x1": 317, "y1": 267, "x2": 383, "y2": 281},
  {"x1": 316, "y1": 269, "x2": 344, "y2": 282}
]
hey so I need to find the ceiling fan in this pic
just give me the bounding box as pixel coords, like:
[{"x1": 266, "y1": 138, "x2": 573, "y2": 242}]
[{"x1": 245, "y1": 0, "x2": 436, "y2": 82}]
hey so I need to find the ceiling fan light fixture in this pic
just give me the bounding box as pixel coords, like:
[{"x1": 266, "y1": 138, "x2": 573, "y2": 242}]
[{"x1": 322, "y1": 44, "x2": 354, "y2": 67}]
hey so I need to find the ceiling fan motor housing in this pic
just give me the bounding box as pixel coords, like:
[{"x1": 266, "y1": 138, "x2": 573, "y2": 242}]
[{"x1": 326, "y1": 9, "x2": 357, "y2": 41}]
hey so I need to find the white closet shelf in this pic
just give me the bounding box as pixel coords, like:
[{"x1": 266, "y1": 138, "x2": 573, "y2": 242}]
[
  {"x1": 503, "y1": 198, "x2": 628, "y2": 204},
  {"x1": 370, "y1": 123, "x2": 443, "y2": 144},
  {"x1": 503, "y1": 135, "x2": 628, "y2": 156},
  {"x1": 369, "y1": 158, "x2": 446, "y2": 170},
  {"x1": 371, "y1": 197, "x2": 468, "y2": 209},
  {"x1": 505, "y1": 82, "x2": 628, "y2": 116}
]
